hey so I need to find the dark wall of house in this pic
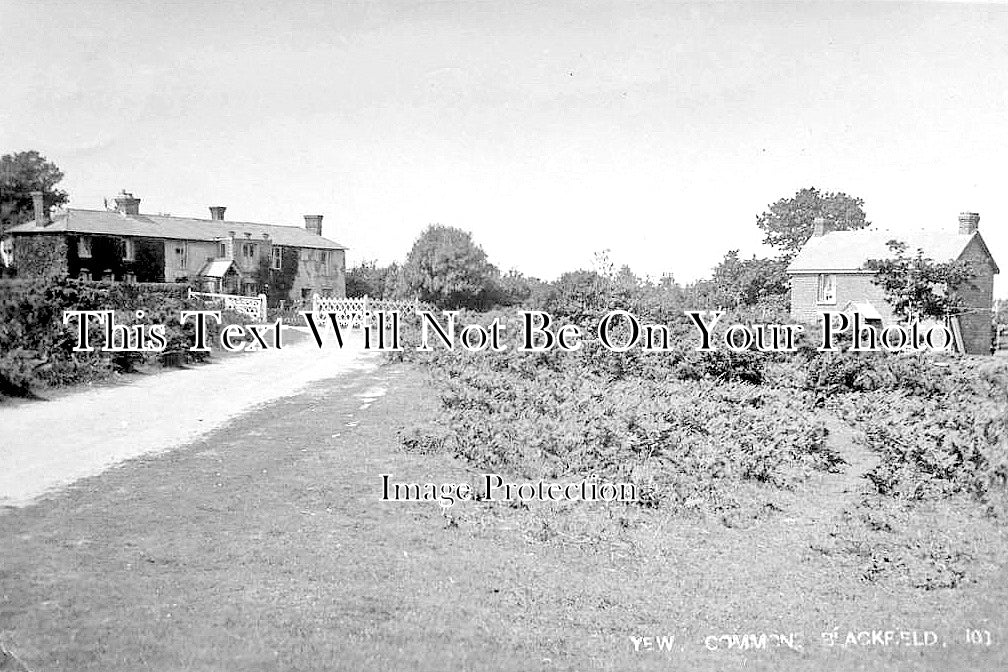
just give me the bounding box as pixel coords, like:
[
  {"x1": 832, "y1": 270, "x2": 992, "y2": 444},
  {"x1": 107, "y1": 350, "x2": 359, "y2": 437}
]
[
  {"x1": 67, "y1": 235, "x2": 165, "y2": 282},
  {"x1": 12, "y1": 234, "x2": 68, "y2": 278}
]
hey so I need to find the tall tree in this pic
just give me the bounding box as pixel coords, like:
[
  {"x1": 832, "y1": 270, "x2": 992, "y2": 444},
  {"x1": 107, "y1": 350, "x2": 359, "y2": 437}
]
[
  {"x1": 757, "y1": 187, "x2": 869, "y2": 256},
  {"x1": 401, "y1": 225, "x2": 500, "y2": 309},
  {"x1": 0, "y1": 151, "x2": 70, "y2": 237}
]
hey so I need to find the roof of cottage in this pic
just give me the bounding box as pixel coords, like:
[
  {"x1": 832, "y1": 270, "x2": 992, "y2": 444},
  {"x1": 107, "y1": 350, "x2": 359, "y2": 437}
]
[
  {"x1": 6, "y1": 208, "x2": 347, "y2": 250},
  {"x1": 787, "y1": 226, "x2": 998, "y2": 274}
]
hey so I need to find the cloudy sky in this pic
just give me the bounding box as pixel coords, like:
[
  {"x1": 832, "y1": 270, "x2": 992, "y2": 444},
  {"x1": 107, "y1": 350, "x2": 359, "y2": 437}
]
[{"x1": 3, "y1": 1, "x2": 1007, "y2": 292}]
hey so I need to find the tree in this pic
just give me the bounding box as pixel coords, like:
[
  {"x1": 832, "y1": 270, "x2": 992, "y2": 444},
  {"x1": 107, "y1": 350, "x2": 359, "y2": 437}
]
[
  {"x1": 346, "y1": 260, "x2": 396, "y2": 299},
  {"x1": 866, "y1": 240, "x2": 976, "y2": 322},
  {"x1": 0, "y1": 151, "x2": 70, "y2": 237},
  {"x1": 401, "y1": 225, "x2": 500, "y2": 309},
  {"x1": 710, "y1": 250, "x2": 790, "y2": 307},
  {"x1": 757, "y1": 187, "x2": 869, "y2": 256}
]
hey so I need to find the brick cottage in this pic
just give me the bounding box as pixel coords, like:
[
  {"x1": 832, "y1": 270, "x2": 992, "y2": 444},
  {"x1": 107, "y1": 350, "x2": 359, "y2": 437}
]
[
  {"x1": 0, "y1": 190, "x2": 347, "y2": 304},
  {"x1": 787, "y1": 213, "x2": 998, "y2": 355}
]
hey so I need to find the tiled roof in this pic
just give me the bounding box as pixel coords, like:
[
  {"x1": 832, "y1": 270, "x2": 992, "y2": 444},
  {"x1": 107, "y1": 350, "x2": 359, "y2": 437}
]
[
  {"x1": 787, "y1": 227, "x2": 997, "y2": 274},
  {"x1": 7, "y1": 208, "x2": 347, "y2": 250}
]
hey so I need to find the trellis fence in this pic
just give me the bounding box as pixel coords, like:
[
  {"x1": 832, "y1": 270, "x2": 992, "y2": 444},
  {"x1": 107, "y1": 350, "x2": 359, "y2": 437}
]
[
  {"x1": 311, "y1": 294, "x2": 426, "y2": 329},
  {"x1": 187, "y1": 289, "x2": 267, "y2": 322}
]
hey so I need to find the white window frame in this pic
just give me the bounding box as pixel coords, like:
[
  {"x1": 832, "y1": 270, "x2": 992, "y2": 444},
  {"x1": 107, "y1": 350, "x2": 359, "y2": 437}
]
[
  {"x1": 78, "y1": 236, "x2": 92, "y2": 259},
  {"x1": 122, "y1": 237, "x2": 135, "y2": 261},
  {"x1": 271, "y1": 246, "x2": 282, "y2": 270},
  {"x1": 243, "y1": 243, "x2": 255, "y2": 259},
  {"x1": 816, "y1": 273, "x2": 837, "y2": 305}
]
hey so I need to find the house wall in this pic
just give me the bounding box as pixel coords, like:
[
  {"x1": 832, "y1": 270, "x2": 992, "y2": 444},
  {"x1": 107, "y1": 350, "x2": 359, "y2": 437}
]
[
  {"x1": 9, "y1": 234, "x2": 68, "y2": 278},
  {"x1": 957, "y1": 237, "x2": 995, "y2": 355},
  {"x1": 289, "y1": 248, "x2": 346, "y2": 302},
  {"x1": 68, "y1": 235, "x2": 166, "y2": 282},
  {"x1": 790, "y1": 272, "x2": 894, "y2": 324},
  {"x1": 163, "y1": 239, "x2": 218, "y2": 283}
]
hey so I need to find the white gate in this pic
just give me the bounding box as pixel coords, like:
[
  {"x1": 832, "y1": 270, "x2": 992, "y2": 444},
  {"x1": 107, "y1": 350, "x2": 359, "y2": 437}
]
[{"x1": 188, "y1": 289, "x2": 267, "y2": 322}]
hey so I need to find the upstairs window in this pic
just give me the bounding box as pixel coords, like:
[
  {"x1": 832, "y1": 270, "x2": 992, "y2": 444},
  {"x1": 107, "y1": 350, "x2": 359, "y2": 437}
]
[
  {"x1": 217, "y1": 241, "x2": 226, "y2": 258},
  {"x1": 121, "y1": 238, "x2": 135, "y2": 261},
  {"x1": 320, "y1": 250, "x2": 332, "y2": 268},
  {"x1": 78, "y1": 236, "x2": 92, "y2": 258},
  {"x1": 817, "y1": 273, "x2": 836, "y2": 304},
  {"x1": 271, "y1": 247, "x2": 282, "y2": 270},
  {"x1": 242, "y1": 243, "x2": 255, "y2": 259}
]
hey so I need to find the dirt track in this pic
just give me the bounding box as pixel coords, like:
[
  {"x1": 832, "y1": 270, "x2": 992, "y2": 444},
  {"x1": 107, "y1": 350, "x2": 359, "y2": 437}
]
[{"x1": 0, "y1": 331, "x2": 375, "y2": 507}]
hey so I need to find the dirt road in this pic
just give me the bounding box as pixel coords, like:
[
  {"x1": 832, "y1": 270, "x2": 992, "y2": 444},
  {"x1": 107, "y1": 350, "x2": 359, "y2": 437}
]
[{"x1": 0, "y1": 330, "x2": 376, "y2": 507}]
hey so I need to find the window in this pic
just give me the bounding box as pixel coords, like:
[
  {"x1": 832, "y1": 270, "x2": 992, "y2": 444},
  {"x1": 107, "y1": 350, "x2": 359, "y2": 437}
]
[
  {"x1": 271, "y1": 246, "x2": 282, "y2": 270},
  {"x1": 102, "y1": 269, "x2": 114, "y2": 282},
  {"x1": 321, "y1": 287, "x2": 333, "y2": 297},
  {"x1": 0, "y1": 238, "x2": 13, "y2": 267},
  {"x1": 817, "y1": 273, "x2": 836, "y2": 304},
  {"x1": 243, "y1": 243, "x2": 255, "y2": 259},
  {"x1": 124, "y1": 272, "x2": 136, "y2": 284},
  {"x1": 218, "y1": 242, "x2": 226, "y2": 258},
  {"x1": 78, "y1": 268, "x2": 91, "y2": 281},
  {"x1": 122, "y1": 238, "x2": 135, "y2": 261},
  {"x1": 174, "y1": 243, "x2": 188, "y2": 269},
  {"x1": 320, "y1": 250, "x2": 332, "y2": 268},
  {"x1": 78, "y1": 236, "x2": 92, "y2": 258}
]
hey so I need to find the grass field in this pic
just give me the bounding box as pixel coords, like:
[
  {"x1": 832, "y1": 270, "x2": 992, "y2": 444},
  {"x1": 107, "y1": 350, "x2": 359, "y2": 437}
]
[{"x1": 1, "y1": 361, "x2": 1007, "y2": 671}]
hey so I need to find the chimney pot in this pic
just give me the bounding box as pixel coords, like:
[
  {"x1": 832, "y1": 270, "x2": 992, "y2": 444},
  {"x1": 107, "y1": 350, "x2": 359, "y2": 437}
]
[
  {"x1": 958, "y1": 211, "x2": 980, "y2": 235},
  {"x1": 304, "y1": 214, "x2": 323, "y2": 236},
  {"x1": 113, "y1": 190, "x2": 140, "y2": 216},
  {"x1": 209, "y1": 206, "x2": 226, "y2": 221},
  {"x1": 31, "y1": 190, "x2": 46, "y2": 226},
  {"x1": 813, "y1": 216, "x2": 827, "y2": 237}
]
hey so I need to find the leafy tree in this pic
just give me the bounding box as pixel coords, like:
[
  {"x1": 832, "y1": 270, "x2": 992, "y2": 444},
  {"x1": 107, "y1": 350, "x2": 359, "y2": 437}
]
[
  {"x1": 757, "y1": 187, "x2": 869, "y2": 256},
  {"x1": 401, "y1": 225, "x2": 500, "y2": 309},
  {"x1": 866, "y1": 240, "x2": 976, "y2": 322},
  {"x1": 346, "y1": 260, "x2": 397, "y2": 299},
  {"x1": 0, "y1": 151, "x2": 70, "y2": 237},
  {"x1": 710, "y1": 250, "x2": 790, "y2": 308}
]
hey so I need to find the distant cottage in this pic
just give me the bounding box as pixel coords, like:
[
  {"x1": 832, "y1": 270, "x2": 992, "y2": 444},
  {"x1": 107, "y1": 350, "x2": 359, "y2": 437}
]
[
  {"x1": 0, "y1": 190, "x2": 347, "y2": 303},
  {"x1": 787, "y1": 212, "x2": 999, "y2": 355}
]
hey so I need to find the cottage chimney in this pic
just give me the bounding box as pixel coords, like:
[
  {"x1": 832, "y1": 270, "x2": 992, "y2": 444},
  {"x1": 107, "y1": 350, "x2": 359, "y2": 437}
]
[
  {"x1": 304, "y1": 214, "x2": 323, "y2": 236},
  {"x1": 958, "y1": 211, "x2": 980, "y2": 235},
  {"x1": 812, "y1": 216, "x2": 827, "y2": 237},
  {"x1": 113, "y1": 190, "x2": 140, "y2": 216},
  {"x1": 209, "y1": 206, "x2": 226, "y2": 221},
  {"x1": 31, "y1": 190, "x2": 46, "y2": 226}
]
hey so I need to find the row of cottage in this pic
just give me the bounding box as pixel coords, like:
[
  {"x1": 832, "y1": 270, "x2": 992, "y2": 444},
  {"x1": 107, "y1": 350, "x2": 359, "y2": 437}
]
[
  {"x1": 0, "y1": 190, "x2": 999, "y2": 354},
  {"x1": 0, "y1": 190, "x2": 346, "y2": 303}
]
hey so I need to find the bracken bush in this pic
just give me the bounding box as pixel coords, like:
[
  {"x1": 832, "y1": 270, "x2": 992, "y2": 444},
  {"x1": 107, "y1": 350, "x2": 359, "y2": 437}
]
[{"x1": 0, "y1": 277, "x2": 246, "y2": 397}]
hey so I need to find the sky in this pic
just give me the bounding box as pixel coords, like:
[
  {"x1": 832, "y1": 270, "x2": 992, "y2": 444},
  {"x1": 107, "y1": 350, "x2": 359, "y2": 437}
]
[{"x1": 3, "y1": 0, "x2": 1007, "y2": 294}]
